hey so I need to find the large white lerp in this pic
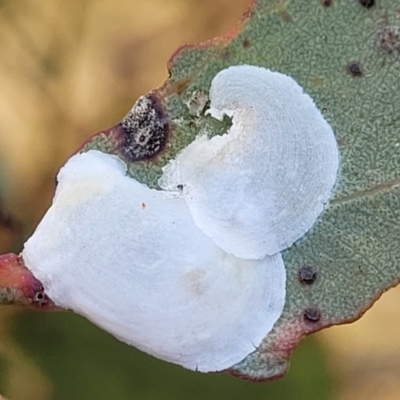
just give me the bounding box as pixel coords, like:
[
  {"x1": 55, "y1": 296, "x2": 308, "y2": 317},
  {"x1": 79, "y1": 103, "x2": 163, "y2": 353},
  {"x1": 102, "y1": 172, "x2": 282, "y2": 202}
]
[{"x1": 22, "y1": 65, "x2": 339, "y2": 372}]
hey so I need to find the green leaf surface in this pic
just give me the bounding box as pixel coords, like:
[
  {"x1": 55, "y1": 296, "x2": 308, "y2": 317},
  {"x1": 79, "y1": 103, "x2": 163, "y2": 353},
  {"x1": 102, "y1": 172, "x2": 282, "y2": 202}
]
[{"x1": 83, "y1": 0, "x2": 400, "y2": 380}]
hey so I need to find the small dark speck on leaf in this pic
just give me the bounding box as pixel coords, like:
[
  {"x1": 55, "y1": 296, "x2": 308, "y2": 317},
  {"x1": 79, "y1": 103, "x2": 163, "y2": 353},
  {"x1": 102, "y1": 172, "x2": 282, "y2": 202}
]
[
  {"x1": 358, "y1": 0, "x2": 375, "y2": 8},
  {"x1": 177, "y1": 184, "x2": 183, "y2": 190},
  {"x1": 322, "y1": 0, "x2": 333, "y2": 6},
  {"x1": 35, "y1": 292, "x2": 45, "y2": 302},
  {"x1": 141, "y1": 202, "x2": 146, "y2": 209},
  {"x1": 347, "y1": 61, "x2": 363, "y2": 76},
  {"x1": 304, "y1": 307, "x2": 321, "y2": 322},
  {"x1": 299, "y1": 265, "x2": 317, "y2": 284},
  {"x1": 33, "y1": 290, "x2": 50, "y2": 307},
  {"x1": 242, "y1": 39, "x2": 250, "y2": 48}
]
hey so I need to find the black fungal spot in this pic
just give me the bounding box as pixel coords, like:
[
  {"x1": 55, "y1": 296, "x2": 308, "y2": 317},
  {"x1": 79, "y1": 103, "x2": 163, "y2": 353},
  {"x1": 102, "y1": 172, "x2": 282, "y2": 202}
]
[
  {"x1": 34, "y1": 291, "x2": 45, "y2": 302},
  {"x1": 322, "y1": 0, "x2": 333, "y2": 6},
  {"x1": 377, "y1": 26, "x2": 400, "y2": 54},
  {"x1": 32, "y1": 287, "x2": 50, "y2": 307},
  {"x1": 177, "y1": 184, "x2": 184, "y2": 190},
  {"x1": 299, "y1": 265, "x2": 317, "y2": 284},
  {"x1": 347, "y1": 61, "x2": 363, "y2": 76},
  {"x1": 119, "y1": 94, "x2": 168, "y2": 161},
  {"x1": 304, "y1": 307, "x2": 321, "y2": 322},
  {"x1": 358, "y1": 0, "x2": 375, "y2": 8},
  {"x1": 242, "y1": 39, "x2": 250, "y2": 48}
]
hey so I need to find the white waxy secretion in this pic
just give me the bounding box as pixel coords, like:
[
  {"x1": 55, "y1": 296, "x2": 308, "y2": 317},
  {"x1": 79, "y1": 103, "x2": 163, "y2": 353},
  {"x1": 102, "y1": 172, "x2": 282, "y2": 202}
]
[
  {"x1": 22, "y1": 150, "x2": 286, "y2": 372},
  {"x1": 21, "y1": 64, "x2": 339, "y2": 373},
  {"x1": 160, "y1": 65, "x2": 339, "y2": 259}
]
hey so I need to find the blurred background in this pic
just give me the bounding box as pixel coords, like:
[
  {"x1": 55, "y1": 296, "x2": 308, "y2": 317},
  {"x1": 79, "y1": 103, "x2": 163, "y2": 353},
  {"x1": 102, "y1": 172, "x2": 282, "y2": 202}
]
[{"x1": 0, "y1": 0, "x2": 399, "y2": 399}]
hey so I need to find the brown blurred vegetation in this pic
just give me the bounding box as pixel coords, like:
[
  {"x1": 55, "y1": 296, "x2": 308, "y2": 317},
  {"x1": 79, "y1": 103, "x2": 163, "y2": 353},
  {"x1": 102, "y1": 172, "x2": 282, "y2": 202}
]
[{"x1": 0, "y1": 0, "x2": 399, "y2": 399}]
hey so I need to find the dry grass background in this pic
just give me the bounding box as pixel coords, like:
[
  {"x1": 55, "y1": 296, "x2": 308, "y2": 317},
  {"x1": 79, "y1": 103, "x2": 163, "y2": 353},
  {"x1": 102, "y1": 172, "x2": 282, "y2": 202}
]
[{"x1": 0, "y1": 0, "x2": 400, "y2": 399}]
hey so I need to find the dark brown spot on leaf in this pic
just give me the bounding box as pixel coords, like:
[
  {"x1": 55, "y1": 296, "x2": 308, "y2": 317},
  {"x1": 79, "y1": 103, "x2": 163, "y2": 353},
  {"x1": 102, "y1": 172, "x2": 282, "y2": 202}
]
[
  {"x1": 299, "y1": 266, "x2": 317, "y2": 284},
  {"x1": 322, "y1": 0, "x2": 333, "y2": 6},
  {"x1": 242, "y1": 39, "x2": 250, "y2": 48},
  {"x1": 358, "y1": 0, "x2": 375, "y2": 8},
  {"x1": 304, "y1": 307, "x2": 321, "y2": 322},
  {"x1": 347, "y1": 61, "x2": 363, "y2": 76}
]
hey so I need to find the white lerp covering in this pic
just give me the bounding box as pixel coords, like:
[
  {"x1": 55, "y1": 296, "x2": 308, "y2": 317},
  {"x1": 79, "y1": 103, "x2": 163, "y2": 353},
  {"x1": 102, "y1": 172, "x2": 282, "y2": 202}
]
[
  {"x1": 22, "y1": 65, "x2": 339, "y2": 373},
  {"x1": 23, "y1": 150, "x2": 286, "y2": 372},
  {"x1": 160, "y1": 65, "x2": 339, "y2": 259}
]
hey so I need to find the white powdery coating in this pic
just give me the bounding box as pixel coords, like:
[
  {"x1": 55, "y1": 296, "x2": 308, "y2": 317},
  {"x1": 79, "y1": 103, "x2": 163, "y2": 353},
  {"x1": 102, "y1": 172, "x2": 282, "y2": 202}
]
[
  {"x1": 160, "y1": 65, "x2": 339, "y2": 259},
  {"x1": 22, "y1": 150, "x2": 286, "y2": 372}
]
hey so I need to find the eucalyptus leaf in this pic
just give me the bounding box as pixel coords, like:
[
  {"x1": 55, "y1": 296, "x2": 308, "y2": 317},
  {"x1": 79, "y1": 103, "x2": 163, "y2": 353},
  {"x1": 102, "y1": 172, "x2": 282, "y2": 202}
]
[{"x1": 84, "y1": 0, "x2": 400, "y2": 380}]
